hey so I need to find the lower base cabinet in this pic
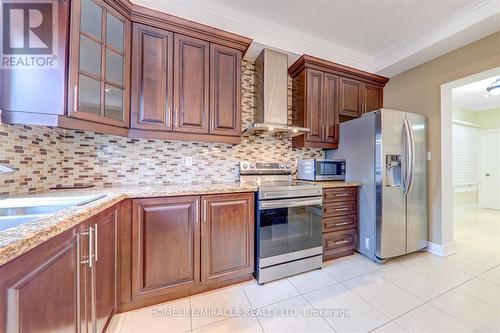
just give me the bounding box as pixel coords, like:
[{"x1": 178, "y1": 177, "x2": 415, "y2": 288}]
[
  {"x1": 0, "y1": 205, "x2": 119, "y2": 333},
  {"x1": 131, "y1": 193, "x2": 254, "y2": 304}
]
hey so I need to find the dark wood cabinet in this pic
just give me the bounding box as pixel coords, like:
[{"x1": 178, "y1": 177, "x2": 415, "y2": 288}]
[
  {"x1": 322, "y1": 187, "x2": 359, "y2": 261},
  {"x1": 68, "y1": 0, "x2": 131, "y2": 128},
  {"x1": 131, "y1": 23, "x2": 173, "y2": 131},
  {"x1": 291, "y1": 67, "x2": 339, "y2": 149},
  {"x1": 201, "y1": 193, "x2": 254, "y2": 285},
  {"x1": 289, "y1": 55, "x2": 388, "y2": 149},
  {"x1": 174, "y1": 34, "x2": 210, "y2": 134},
  {"x1": 0, "y1": 228, "x2": 80, "y2": 333},
  {"x1": 339, "y1": 77, "x2": 363, "y2": 118},
  {"x1": 131, "y1": 196, "x2": 200, "y2": 301},
  {"x1": 129, "y1": 193, "x2": 254, "y2": 308},
  {"x1": 89, "y1": 208, "x2": 119, "y2": 333},
  {"x1": 210, "y1": 44, "x2": 242, "y2": 136},
  {"x1": 364, "y1": 83, "x2": 383, "y2": 113},
  {"x1": 0, "y1": 204, "x2": 121, "y2": 333}
]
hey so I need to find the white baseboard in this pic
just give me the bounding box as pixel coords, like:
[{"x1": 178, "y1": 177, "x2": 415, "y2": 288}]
[{"x1": 427, "y1": 241, "x2": 460, "y2": 257}]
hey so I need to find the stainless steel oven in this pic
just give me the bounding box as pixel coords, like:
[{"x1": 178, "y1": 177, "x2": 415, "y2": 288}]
[
  {"x1": 297, "y1": 159, "x2": 346, "y2": 181},
  {"x1": 240, "y1": 161, "x2": 324, "y2": 284}
]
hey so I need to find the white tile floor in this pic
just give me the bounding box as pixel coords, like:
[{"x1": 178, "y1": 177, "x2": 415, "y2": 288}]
[{"x1": 109, "y1": 208, "x2": 500, "y2": 333}]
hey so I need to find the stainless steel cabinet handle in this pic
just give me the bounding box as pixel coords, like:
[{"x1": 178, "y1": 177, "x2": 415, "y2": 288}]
[
  {"x1": 203, "y1": 200, "x2": 207, "y2": 224},
  {"x1": 485, "y1": 173, "x2": 491, "y2": 177},
  {"x1": 73, "y1": 85, "x2": 78, "y2": 112},
  {"x1": 93, "y1": 224, "x2": 98, "y2": 262},
  {"x1": 195, "y1": 201, "x2": 199, "y2": 223},
  {"x1": 335, "y1": 222, "x2": 350, "y2": 226},
  {"x1": 335, "y1": 207, "x2": 350, "y2": 211},
  {"x1": 335, "y1": 193, "x2": 349, "y2": 197},
  {"x1": 79, "y1": 228, "x2": 93, "y2": 267},
  {"x1": 335, "y1": 239, "x2": 349, "y2": 245}
]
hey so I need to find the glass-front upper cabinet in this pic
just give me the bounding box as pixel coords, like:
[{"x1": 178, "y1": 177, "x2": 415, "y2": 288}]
[{"x1": 68, "y1": 0, "x2": 130, "y2": 127}]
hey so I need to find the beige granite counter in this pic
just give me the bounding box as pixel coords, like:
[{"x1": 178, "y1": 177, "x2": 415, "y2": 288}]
[
  {"x1": 305, "y1": 181, "x2": 362, "y2": 188},
  {"x1": 0, "y1": 182, "x2": 257, "y2": 266}
]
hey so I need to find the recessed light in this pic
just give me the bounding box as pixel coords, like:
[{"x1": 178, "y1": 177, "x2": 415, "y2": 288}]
[{"x1": 484, "y1": 94, "x2": 489, "y2": 98}]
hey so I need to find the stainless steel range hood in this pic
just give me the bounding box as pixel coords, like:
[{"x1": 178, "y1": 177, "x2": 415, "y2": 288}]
[{"x1": 243, "y1": 49, "x2": 310, "y2": 138}]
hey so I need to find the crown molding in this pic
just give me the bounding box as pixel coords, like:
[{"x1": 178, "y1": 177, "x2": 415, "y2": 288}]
[
  {"x1": 131, "y1": 0, "x2": 500, "y2": 77},
  {"x1": 371, "y1": 0, "x2": 500, "y2": 75}
]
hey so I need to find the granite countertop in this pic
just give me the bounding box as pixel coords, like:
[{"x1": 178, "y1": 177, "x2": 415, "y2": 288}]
[
  {"x1": 0, "y1": 182, "x2": 257, "y2": 266},
  {"x1": 305, "y1": 181, "x2": 362, "y2": 188}
]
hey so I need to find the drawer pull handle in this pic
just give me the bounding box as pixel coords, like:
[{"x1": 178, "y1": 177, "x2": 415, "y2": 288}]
[
  {"x1": 335, "y1": 208, "x2": 350, "y2": 211},
  {"x1": 335, "y1": 193, "x2": 350, "y2": 197},
  {"x1": 335, "y1": 222, "x2": 350, "y2": 226},
  {"x1": 335, "y1": 239, "x2": 349, "y2": 245}
]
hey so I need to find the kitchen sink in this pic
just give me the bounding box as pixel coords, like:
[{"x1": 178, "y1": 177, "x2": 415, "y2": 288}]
[{"x1": 0, "y1": 194, "x2": 107, "y2": 232}]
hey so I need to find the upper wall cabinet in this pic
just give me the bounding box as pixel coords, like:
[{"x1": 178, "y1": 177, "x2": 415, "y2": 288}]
[
  {"x1": 289, "y1": 55, "x2": 388, "y2": 149},
  {"x1": 68, "y1": 0, "x2": 131, "y2": 128},
  {"x1": 131, "y1": 23, "x2": 173, "y2": 131}
]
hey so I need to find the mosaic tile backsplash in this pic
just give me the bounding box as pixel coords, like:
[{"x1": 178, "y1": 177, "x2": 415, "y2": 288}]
[{"x1": 0, "y1": 61, "x2": 324, "y2": 196}]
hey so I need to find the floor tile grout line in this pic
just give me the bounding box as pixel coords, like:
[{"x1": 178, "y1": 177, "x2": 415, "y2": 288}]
[
  {"x1": 368, "y1": 320, "x2": 409, "y2": 333},
  {"x1": 295, "y1": 281, "x2": 339, "y2": 333},
  {"x1": 424, "y1": 250, "x2": 498, "y2": 276},
  {"x1": 240, "y1": 284, "x2": 266, "y2": 333}
]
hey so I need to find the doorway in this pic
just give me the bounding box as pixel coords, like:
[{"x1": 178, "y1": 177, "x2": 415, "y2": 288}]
[{"x1": 451, "y1": 75, "x2": 500, "y2": 248}]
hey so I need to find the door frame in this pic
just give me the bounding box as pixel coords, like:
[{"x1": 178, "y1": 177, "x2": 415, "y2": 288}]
[{"x1": 439, "y1": 66, "x2": 500, "y2": 256}]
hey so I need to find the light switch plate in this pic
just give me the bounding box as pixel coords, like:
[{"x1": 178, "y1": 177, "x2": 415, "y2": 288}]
[{"x1": 185, "y1": 156, "x2": 193, "y2": 167}]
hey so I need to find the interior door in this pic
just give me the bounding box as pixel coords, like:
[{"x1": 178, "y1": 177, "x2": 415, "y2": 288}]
[
  {"x1": 378, "y1": 110, "x2": 407, "y2": 259},
  {"x1": 405, "y1": 112, "x2": 428, "y2": 253},
  {"x1": 479, "y1": 131, "x2": 500, "y2": 209}
]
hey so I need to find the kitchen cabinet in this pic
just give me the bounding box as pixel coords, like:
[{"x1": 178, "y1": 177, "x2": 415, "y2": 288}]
[
  {"x1": 322, "y1": 187, "x2": 359, "y2": 260},
  {"x1": 290, "y1": 68, "x2": 339, "y2": 149},
  {"x1": 210, "y1": 44, "x2": 242, "y2": 136},
  {"x1": 130, "y1": 193, "x2": 254, "y2": 306},
  {"x1": 131, "y1": 196, "x2": 200, "y2": 301},
  {"x1": 201, "y1": 193, "x2": 254, "y2": 285},
  {"x1": 0, "y1": 204, "x2": 120, "y2": 333},
  {"x1": 131, "y1": 23, "x2": 174, "y2": 131},
  {"x1": 68, "y1": 0, "x2": 131, "y2": 128},
  {"x1": 174, "y1": 34, "x2": 210, "y2": 134},
  {"x1": 289, "y1": 55, "x2": 388, "y2": 149}
]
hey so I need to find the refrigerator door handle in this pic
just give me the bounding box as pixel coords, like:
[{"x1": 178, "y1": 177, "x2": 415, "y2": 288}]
[
  {"x1": 407, "y1": 119, "x2": 416, "y2": 193},
  {"x1": 402, "y1": 119, "x2": 412, "y2": 194}
]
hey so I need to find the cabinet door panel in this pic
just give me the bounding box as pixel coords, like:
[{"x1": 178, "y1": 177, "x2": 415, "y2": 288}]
[
  {"x1": 174, "y1": 34, "x2": 209, "y2": 133},
  {"x1": 131, "y1": 24, "x2": 173, "y2": 131},
  {"x1": 339, "y1": 77, "x2": 362, "y2": 118},
  {"x1": 132, "y1": 197, "x2": 200, "y2": 300},
  {"x1": 364, "y1": 84, "x2": 383, "y2": 113},
  {"x1": 201, "y1": 193, "x2": 254, "y2": 285},
  {"x1": 0, "y1": 229, "x2": 80, "y2": 333},
  {"x1": 92, "y1": 208, "x2": 118, "y2": 333},
  {"x1": 323, "y1": 73, "x2": 339, "y2": 144},
  {"x1": 210, "y1": 44, "x2": 242, "y2": 136},
  {"x1": 306, "y1": 69, "x2": 324, "y2": 143}
]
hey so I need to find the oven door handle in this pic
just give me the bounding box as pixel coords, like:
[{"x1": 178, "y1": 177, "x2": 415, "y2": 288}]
[{"x1": 259, "y1": 197, "x2": 323, "y2": 210}]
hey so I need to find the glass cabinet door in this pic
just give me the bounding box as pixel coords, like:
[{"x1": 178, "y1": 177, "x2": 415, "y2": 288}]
[{"x1": 69, "y1": 0, "x2": 129, "y2": 127}]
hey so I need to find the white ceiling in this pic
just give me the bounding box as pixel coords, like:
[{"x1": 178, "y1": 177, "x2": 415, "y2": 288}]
[
  {"x1": 453, "y1": 76, "x2": 500, "y2": 111},
  {"x1": 131, "y1": 0, "x2": 500, "y2": 77}
]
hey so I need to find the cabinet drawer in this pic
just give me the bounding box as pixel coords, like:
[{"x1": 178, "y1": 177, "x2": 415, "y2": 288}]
[
  {"x1": 323, "y1": 200, "x2": 356, "y2": 217},
  {"x1": 323, "y1": 187, "x2": 357, "y2": 202},
  {"x1": 323, "y1": 229, "x2": 357, "y2": 260},
  {"x1": 323, "y1": 215, "x2": 357, "y2": 233}
]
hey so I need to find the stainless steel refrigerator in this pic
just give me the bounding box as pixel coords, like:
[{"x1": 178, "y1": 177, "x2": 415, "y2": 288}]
[{"x1": 327, "y1": 109, "x2": 428, "y2": 262}]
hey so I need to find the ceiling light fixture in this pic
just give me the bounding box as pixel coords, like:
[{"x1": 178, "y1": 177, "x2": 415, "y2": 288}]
[{"x1": 486, "y1": 77, "x2": 500, "y2": 96}]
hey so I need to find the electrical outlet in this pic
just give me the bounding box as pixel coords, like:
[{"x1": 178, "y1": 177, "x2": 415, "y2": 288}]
[
  {"x1": 185, "y1": 156, "x2": 193, "y2": 167},
  {"x1": 365, "y1": 237, "x2": 370, "y2": 250},
  {"x1": 427, "y1": 151, "x2": 432, "y2": 161}
]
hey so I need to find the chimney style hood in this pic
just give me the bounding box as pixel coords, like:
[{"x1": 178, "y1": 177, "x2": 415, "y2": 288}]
[{"x1": 243, "y1": 49, "x2": 310, "y2": 138}]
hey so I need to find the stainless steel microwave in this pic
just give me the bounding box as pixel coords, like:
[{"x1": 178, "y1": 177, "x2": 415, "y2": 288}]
[{"x1": 297, "y1": 159, "x2": 346, "y2": 181}]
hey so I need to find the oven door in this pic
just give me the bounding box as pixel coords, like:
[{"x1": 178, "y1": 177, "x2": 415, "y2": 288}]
[
  {"x1": 315, "y1": 160, "x2": 345, "y2": 180},
  {"x1": 257, "y1": 196, "x2": 323, "y2": 264}
]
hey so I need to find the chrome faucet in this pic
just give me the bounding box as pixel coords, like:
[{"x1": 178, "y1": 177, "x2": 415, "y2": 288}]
[{"x1": 0, "y1": 165, "x2": 16, "y2": 174}]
